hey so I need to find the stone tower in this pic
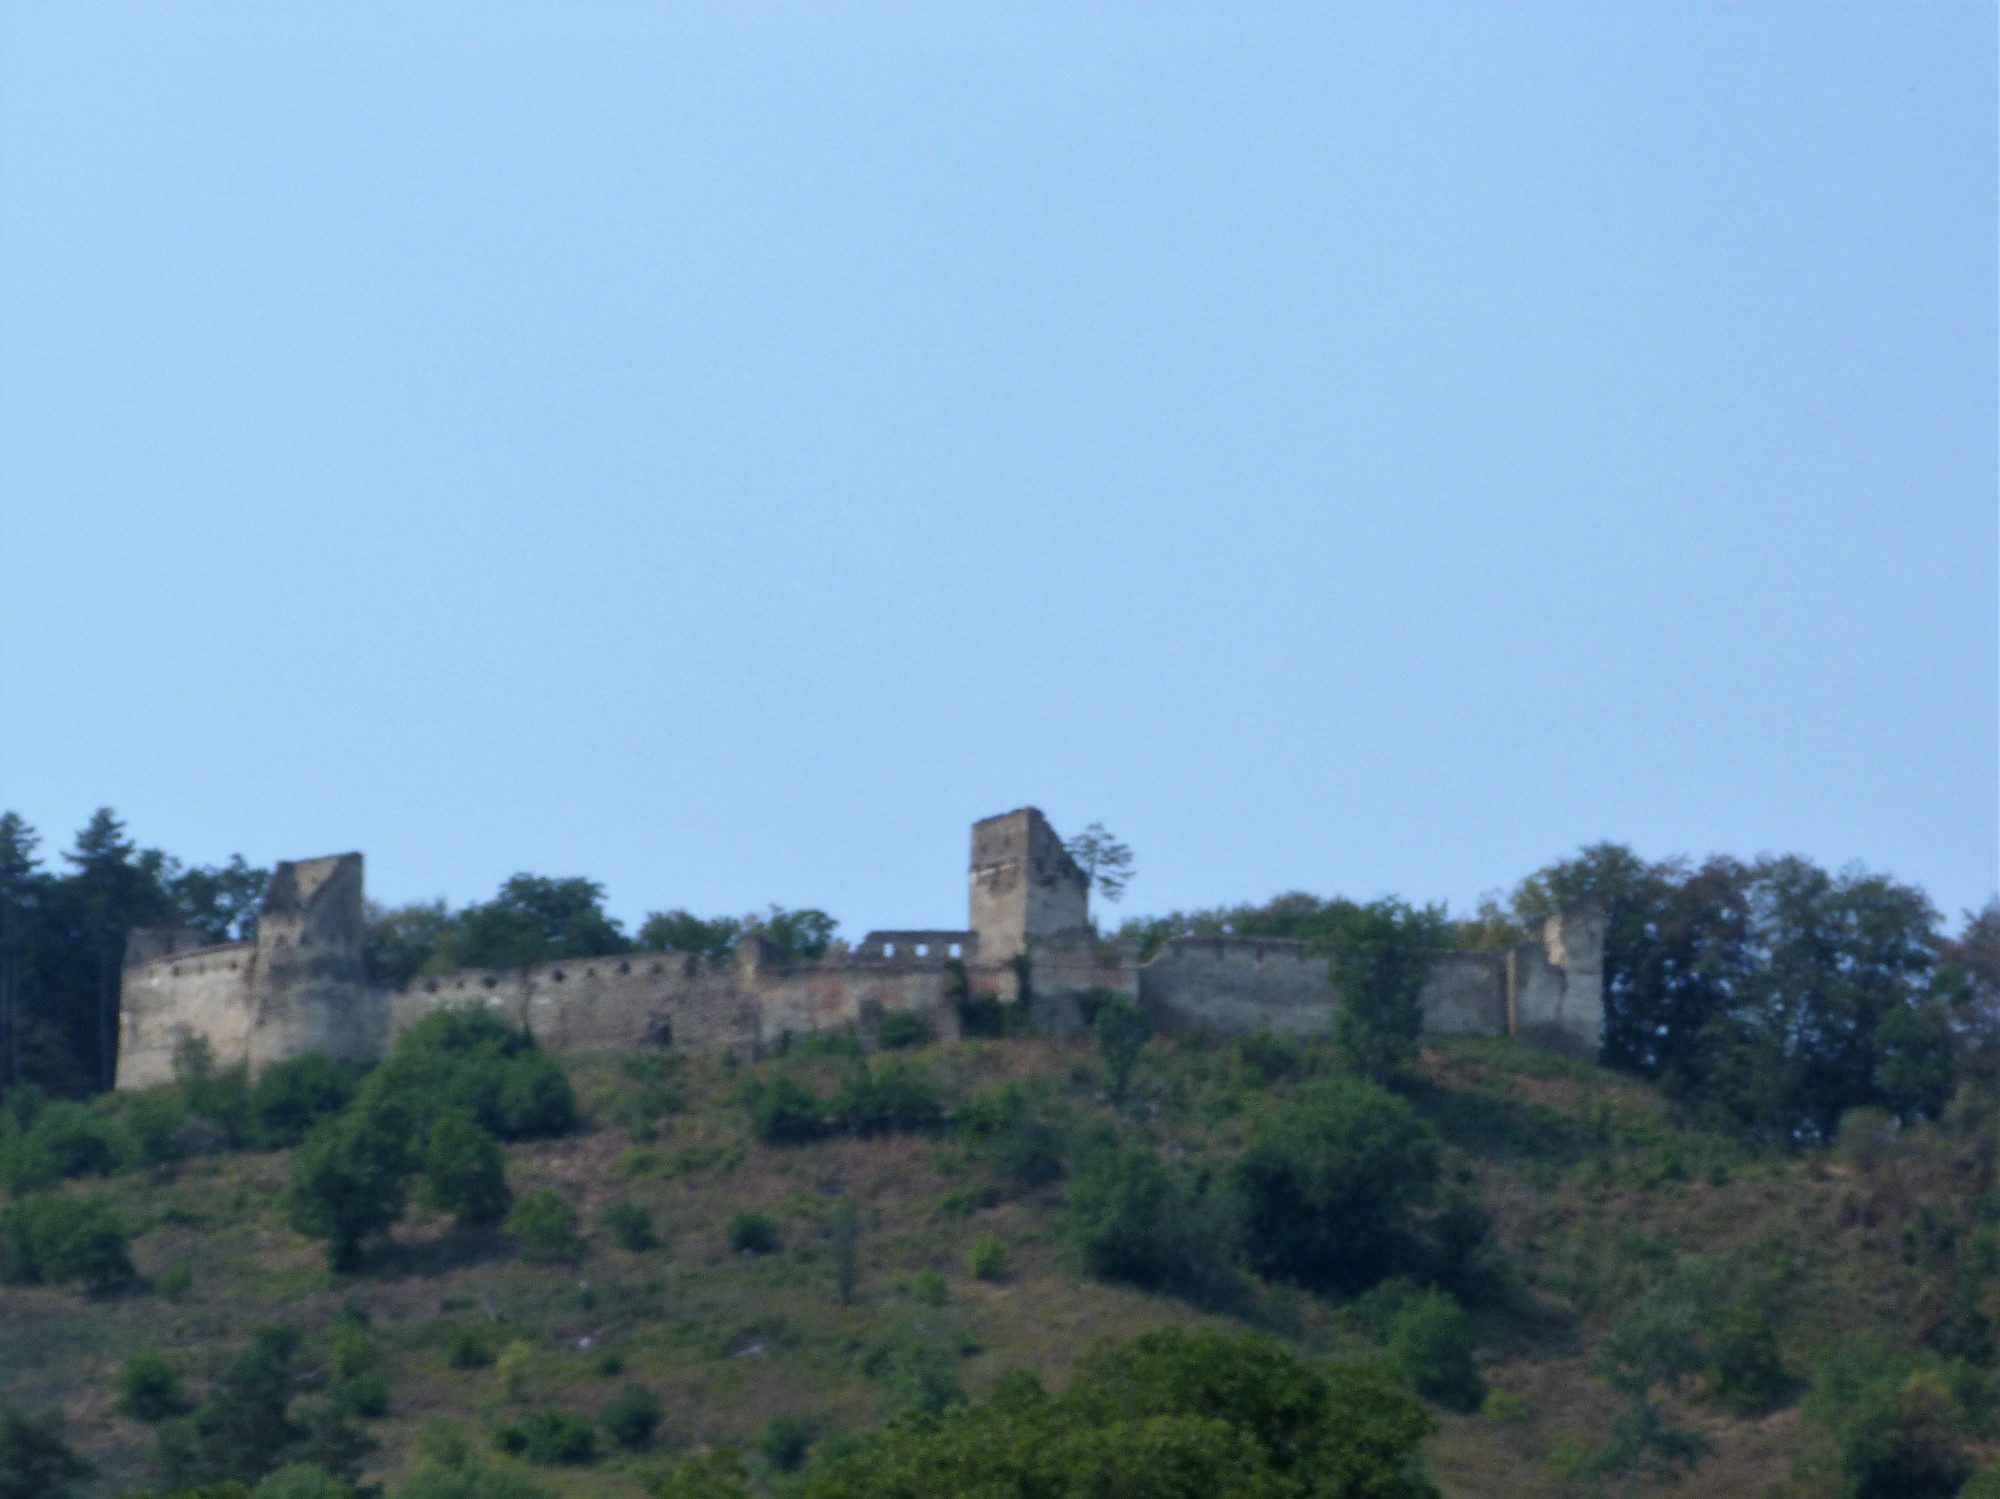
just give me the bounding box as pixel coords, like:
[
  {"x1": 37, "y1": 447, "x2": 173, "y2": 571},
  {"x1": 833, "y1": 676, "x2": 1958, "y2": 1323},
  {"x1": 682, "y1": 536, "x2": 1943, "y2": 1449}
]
[
  {"x1": 245, "y1": 853, "x2": 378, "y2": 1073},
  {"x1": 967, "y1": 808, "x2": 1089, "y2": 966}
]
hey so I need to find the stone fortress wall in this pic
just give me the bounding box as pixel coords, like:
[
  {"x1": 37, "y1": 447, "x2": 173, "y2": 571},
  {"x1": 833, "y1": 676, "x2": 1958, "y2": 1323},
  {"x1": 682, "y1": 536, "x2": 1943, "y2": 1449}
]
[{"x1": 116, "y1": 808, "x2": 1602, "y2": 1090}]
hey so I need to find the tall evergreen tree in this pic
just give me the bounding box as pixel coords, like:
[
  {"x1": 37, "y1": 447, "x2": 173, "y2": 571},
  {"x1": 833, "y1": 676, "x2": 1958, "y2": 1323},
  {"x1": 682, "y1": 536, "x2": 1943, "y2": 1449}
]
[
  {"x1": 62, "y1": 810, "x2": 170, "y2": 1090},
  {"x1": 0, "y1": 815, "x2": 40, "y2": 1091}
]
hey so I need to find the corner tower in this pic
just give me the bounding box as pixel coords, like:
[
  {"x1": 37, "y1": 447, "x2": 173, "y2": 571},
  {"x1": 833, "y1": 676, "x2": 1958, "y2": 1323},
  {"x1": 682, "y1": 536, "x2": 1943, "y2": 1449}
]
[{"x1": 246, "y1": 853, "x2": 378, "y2": 1072}]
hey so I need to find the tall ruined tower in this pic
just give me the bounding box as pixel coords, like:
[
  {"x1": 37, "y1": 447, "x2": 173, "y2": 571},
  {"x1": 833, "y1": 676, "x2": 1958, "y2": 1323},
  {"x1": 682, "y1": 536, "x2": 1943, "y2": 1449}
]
[
  {"x1": 245, "y1": 853, "x2": 378, "y2": 1072},
  {"x1": 967, "y1": 808, "x2": 1089, "y2": 966}
]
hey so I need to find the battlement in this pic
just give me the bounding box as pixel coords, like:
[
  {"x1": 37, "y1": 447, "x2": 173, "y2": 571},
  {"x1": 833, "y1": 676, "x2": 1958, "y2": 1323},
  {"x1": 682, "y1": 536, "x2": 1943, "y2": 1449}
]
[{"x1": 115, "y1": 812, "x2": 1605, "y2": 1088}]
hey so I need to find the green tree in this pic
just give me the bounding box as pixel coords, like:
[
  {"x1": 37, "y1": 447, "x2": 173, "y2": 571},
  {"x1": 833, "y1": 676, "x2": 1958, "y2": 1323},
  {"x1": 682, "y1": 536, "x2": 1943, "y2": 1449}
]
[
  {"x1": 635, "y1": 910, "x2": 743, "y2": 964},
  {"x1": 0, "y1": 814, "x2": 41, "y2": 1093},
  {"x1": 1065, "y1": 1144, "x2": 1242, "y2": 1308},
  {"x1": 430, "y1": 875, "x2": 631, "y2": 973},
  {"x1": 0, "y1": 1409, "x2": 92, "y2": 1499},
  {"x1": 117, "y1": 1350, "x2": 190, "y2": 1421},
  {"x1": 421, "y1": 1109, "x2": 511, "y2": 1227},
  {"x1": 505, "y1": 1188, "x2": 582, "y2": 1263},
  {"x1": 65, "y1": 809, "x2": 174, "y2": 1090},
  {"x1": 1387, "y1": 1289, "x2": 1483, "y2": 1413},
  {"x1": 162, "y1": 1327, "x2": 305, "y2": 1487},
  {"x1": 285, "y1": 1099, "x2": 414, "y2": 1271},
  {"x1": 1233, "y1": 1075, "x2": 1441, "y2": 1294},
  {"x1": 1091, "y1": 996, "x2": 1153, "y2": 1105},
  {"x1": 1065, "y1": 825, "x2": 1134, "y2": 904},
  {"x1": 363, "y1": 900, "x2": 454, "y2": 987},
  {"x1": 250, "y1": 1054, "x2": 361, "y2": 1149},
  {"x1": 163, "y1": 855, "x2": 269, "y2": 945},
  {"x1": 1329, "y1": 900, "x2": 1449, "y2": 1083},
  {"x1": 1586, "y1": 1266, "x2": 1715, "y2": 1495},
  {"x1": 748, "y1": 906, "x2": 839, "y2": 964}
]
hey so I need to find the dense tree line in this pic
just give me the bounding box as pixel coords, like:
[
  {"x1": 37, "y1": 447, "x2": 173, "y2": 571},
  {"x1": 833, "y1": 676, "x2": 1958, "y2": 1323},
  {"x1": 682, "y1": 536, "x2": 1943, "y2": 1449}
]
[
  {"x1": 0, "y1": 810, "x2": 267, "y2": 1097},
  {"x1": 0, "y1": 807, "x2": 837, "y2": 1099},
  {"x1": 1119, "y1": 849, "x2": 1998, "y2": 1145}
]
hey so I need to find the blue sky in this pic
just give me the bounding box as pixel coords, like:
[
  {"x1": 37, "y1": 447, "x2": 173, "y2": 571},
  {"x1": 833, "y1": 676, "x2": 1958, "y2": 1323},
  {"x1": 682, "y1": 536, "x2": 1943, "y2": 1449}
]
[{"x1": 2, "y1": 4, "x2": 1993, "y2": 937}]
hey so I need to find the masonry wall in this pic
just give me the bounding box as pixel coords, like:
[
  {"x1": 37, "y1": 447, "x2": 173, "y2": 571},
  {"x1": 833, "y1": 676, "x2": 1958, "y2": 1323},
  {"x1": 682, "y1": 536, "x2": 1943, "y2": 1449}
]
[
  {"x1": 117, "y1": 941, "x2": 258, "y2": 1090},
  {"x1": 1418, "y1": 951, "x2": 1510, "y2": 1036},
  {"x1": 1139, "y1": 938, "x2": 1333, "y2": 1036},
  {"x1": 968, "y1": 809, "x2": 1089, "y2": 967}
]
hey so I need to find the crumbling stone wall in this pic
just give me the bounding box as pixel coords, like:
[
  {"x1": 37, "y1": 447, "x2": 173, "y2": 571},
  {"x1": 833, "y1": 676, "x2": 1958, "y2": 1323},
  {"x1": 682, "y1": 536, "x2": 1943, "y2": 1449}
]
[{"x1": 116, "y1": 811, "x2": 1605, "y2": 1089}]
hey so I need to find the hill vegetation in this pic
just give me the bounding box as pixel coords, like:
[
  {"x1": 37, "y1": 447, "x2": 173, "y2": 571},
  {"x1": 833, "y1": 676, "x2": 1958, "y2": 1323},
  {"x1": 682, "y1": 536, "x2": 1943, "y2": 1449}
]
[{"x1": 2, "y1": 806, "x2": 1998, "y2": 1498}]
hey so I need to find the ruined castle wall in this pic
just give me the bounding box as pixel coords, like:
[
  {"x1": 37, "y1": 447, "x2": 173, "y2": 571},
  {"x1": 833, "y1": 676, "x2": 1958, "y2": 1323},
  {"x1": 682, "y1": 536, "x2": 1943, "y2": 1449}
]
[
  {"x1": 1139, "y1": 937, "x2": 1335, "y2": 1037},
  {"x1": 1022, "y1": 932, "x2": 1141, "y2": 1035},
  {"x1": 750, "y1": 959, "x2": 958, "y2": 1048},
  {"x1": 1509, "y1": 908, "x2": 1603, "y2": 1059},
  {"x1": 116, "y1": 943, "x2": 257, "y2": 1089},
  {"x1": 387, "y1": 950, "x2": 757, "y2": 1056},
  {"x1": 1418, "y1": 951, "x2": 1509, "y2": 1035}
]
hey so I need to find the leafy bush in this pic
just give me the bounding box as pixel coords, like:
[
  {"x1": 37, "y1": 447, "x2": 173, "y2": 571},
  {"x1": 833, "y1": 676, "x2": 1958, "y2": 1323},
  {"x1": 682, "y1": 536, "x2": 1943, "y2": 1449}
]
[
  {"x1": 728, "y1": 1210, "x2": 780, "y2": 1255},
  {"x1": 1233, "y1": 1074, "x2": 1441, "y2": 1294},
  {"x1": 969, "y1": 1233, "x2": 1007, "y2": 1282},
  {"x1": 0, "y1": 1409, "x2": 93, "y2": 1499},
  {"x1": 646, "y1": 1449, "x2": 751, "y2": 1499},
  {"x1": 494, "y1": 1409, "x2": 595, "y2": 1466},
  {"x1": 359, "y1": 1008, "x2": 574, "y2": 1145},
  {"x1": 1387, "y1": 1289, "x2": 1484, "y2": 1413},
  {"x1": 600, "y1": 1200, "x2": 657, "y2": 1252},
  {"x1": 285, "y1": 1097, "x2": 414, "y2": 1272},
  {"x1": 798, "y1": 1326, "x2": 1436, "y2": 1499},
  {"x1": 907, "y1": 1269, "x2": 949, "y2": 1306},
  {"x1": 831, "y1": 1058, "x2": 943, "y2": 1137},
  {"x1": 599, "y1": 1384, "x2": 660, "y2": 1451},
  {"x1": 393, "y1": 1458, "x2": 558, "y2": 1499},
  {"x1": 10, "y1": 1101, "x2": 118, "y2": 1189},
  {"x1": 155, "y1": 1326, "x2": 319, "y2": 1489},
  {"x1": 256, "y1": 1462, "x2": 355, "y2": 1499},
  {"x1": 743, "y1": 1074, "x2": 826, "y2": 1144},
  {"x1": 421, "y1": 1109, "x2": 511, "y2": 1227},
  {"x1": 1064, "y1": 1144, "x2": 1242, "y2": 1308},
  {"x1": 761, "y1": 1413, "x2": 813, "y2": 1472},
  {"x1": 0, "y1": 1192, "x2": 134, "y2": 1290},
  {"x1": 1704, "y1": 1286, "x2": 1790, "y2": 1415},
  {"x1": 251, "y1": 1055, "x2": 362, "y2": 1149},
  {"x1": 876, "y1": 1009, "x2": 931, "y2": 1050},
  {"x1": 958, "y1": 1083, "x2": 1065, "y2": 1191},
  {"x1": 1233, "y1": 1032, "x2": 1306, "y2": 1085},
  {"x1": 334, "y1": 1372, "x2": 388, "y2": 1421},
  {"x1": 1808, "y1": 1346, "x2": 1976, "y2": 1499},
  {"x1": 505, "y1": 1189, "x2": 582, "y2": 1265},
  {"x1": 1090, "y1": 996, "x2": 1153, "y2": 1105},
  {"x1": 444, "y1": 1329, "x2": 493, "y2": 1370},
  {"x1": 117, "y1": 1350, "x2": 189, "y2": 1422}
]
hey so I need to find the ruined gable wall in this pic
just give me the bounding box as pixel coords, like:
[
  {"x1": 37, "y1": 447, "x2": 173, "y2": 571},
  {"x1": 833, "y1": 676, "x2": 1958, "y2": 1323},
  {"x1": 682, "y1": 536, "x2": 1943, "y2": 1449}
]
[
  {"x1": 1419, "y1": 951, "x2": 1510, "y2": 1035},
  {"x1": 116, "y1": 941, "x2": 258, "y2": 1089}
]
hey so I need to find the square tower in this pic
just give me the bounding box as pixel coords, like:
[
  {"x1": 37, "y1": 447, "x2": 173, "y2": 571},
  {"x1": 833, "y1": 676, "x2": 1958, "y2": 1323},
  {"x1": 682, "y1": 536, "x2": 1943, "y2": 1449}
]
[{"x1": 968, "y1": 808, "x2": 1089, "y2": 965}]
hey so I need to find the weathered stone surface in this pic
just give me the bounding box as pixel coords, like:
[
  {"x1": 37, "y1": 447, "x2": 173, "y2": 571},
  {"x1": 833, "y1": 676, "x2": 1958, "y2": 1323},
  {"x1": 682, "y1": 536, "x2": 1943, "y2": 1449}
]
[{"x1": 115, "y1": 810, "x2": 1605, "y2": 1087}]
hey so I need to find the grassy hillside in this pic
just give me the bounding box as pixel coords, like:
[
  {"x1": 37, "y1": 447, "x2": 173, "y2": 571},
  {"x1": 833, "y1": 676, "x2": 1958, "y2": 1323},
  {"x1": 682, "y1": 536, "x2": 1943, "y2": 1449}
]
[{"x1": 6, "y1": 1026, "x2": 2000, "y2": 1498}]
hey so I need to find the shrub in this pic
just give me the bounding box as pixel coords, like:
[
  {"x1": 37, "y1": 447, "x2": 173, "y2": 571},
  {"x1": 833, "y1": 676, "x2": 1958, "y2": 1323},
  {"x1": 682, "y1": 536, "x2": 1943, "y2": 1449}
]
[
  {"x1": 159, "y1": 1326, "x2": 306, "y2": 1488},
  {"x1": 1387, "y1": 1288, "x2": 1484, "y2": 1413},
  {"x1": 116, "y1": 1350, "x2": 189, "y2": 1422},
  {"x1": 334, "y1": 1372, "x2": 388, "y2": 1421},
  {"x1": 19, "y1": 1101, "x2": 118, "y2": 1185},
  {"x1": 1064, "y1": 1144, "x2": 1242, "y2": 1308},
  {"x1": 959, "y1": 1084, "x2": 1065, "y2": 1191},
  {"x1": 285, "y1": 1097, "x2": 414, "y2": 1272},
  {"x1": 496, "y1": 1341, "x2": 535, "y2": 1401},
  {"x1": 256, "y1": 1462, "x2": 354, "y2": 1499},
  {"x1": 728, "y1": 1210, "x2": 780, "y2": 1256},
  {"x1": 155, "y1": 1262, "x2": 192, "y2": 1301},
  {"x1": 0, "y1": 1409, "x2": 92, "y2": 1499},
  {"x1": 648, "y1": 1449, "x2": 751, "y2": 1499},
  {"x1": 251, "y1": 1055, "x2": 362, "y2": 1149},
  {"x1": 744, "y1": 1074, "x2": 826, "y2": 1144},
  {"x1": 0, "y1": 1193, "x2": 134, "y2": 1290},
  {"x1": 876, "y1": 1010, "x2": 931, "y2": 1050},
  {"x1": 394, "y1": 1458, "x2": 559, "y2": 1499},
  {"x1": 1705, "y1": 1287, "x2": 1790, "y2": 1415},
  {"x1": 761, "y1": 1413, "x2": 813, "y2": 1473},
  {"x1": 831, "y1": 1058, "x2": 943, "y2": 1137},
  {"x1": 600, "y1": 1384, "x2": 660, "y2": 1451},
  {"x1": 445, "y1": 1328, "x2": 494, "y2": 1370},
  {"x1": 907, "y1": 1268, "x2": 949, "y2": 1305},
  {"x1": 600, "y1": 1200, "x2": 657, "y2": 1252},
  {"x1": 1234, "y1": 1032, "x2": 1305, "y2": 1085},
  {"x1": 1481, "y1": 1388, "x2": 1528, "y2": 1424},
  {"x1": 968, "y1": 1233, "x2": 1007, "y2": 1282},
  {"x1": 117, "y1": 1089, "x2": 192, "y2": 1168},
  {"x1": 495, "y1": 1409, "x2": 595, "y2": 1466},
  {"x1": 421, "y1": 1109, "x2": 511, "y2": 1227},
  {"x1": 360, "y1": 1008, "x2": 574, "y2": 1145},
  {"x1": 506, "y1": 1189, "x2": 582, "y2": 1265},
  {"x1": 1090, "y1": 996, "x2": 1153, "y2": 1105},
  {"x1": 1233, "y1": 1074, "x2": 1440, "y2": 1294}
]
